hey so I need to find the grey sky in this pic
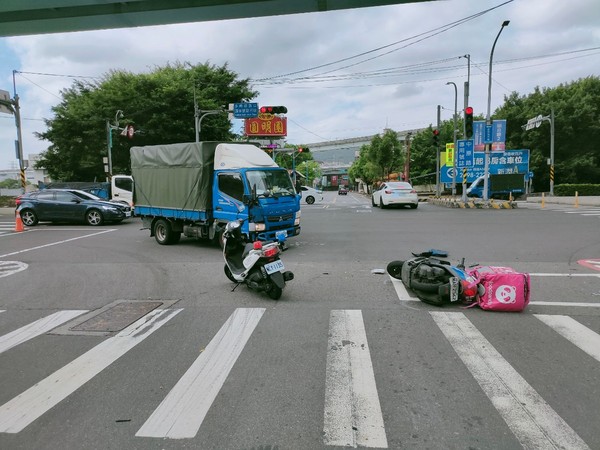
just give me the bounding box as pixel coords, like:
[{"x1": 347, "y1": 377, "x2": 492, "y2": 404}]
[{"x1": 1, "y1": 0, "x2": 599, "y2": 170}]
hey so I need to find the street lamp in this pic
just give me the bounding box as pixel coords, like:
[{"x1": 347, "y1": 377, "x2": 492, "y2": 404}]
[
  {"x1": 483, "y1": 20, "x2": 510, "y2": 202},
  {"x1": 446, "y1": 81, "x2": 458, "y2": 196}
]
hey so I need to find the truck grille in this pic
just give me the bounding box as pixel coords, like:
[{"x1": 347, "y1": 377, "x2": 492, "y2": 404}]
[{"x1": 267, "y1": 213, "x2": 293, "y2": 223}]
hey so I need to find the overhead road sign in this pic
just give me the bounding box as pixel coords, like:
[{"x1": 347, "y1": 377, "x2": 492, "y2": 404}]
[{"x1": 233, "y1": 102, "x2": 258, "y2": 119}]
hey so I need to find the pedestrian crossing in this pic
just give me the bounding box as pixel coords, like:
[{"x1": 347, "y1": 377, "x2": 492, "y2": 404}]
[
  {"x1": 0, "y1": 220, "x2": 15, "y2": 235},
  {"x1": 0, "y1": 307, "x2": 598, "y2": 448},
  {"x1": 518, "y1": 202, "x2": 600, "y2": 217}
]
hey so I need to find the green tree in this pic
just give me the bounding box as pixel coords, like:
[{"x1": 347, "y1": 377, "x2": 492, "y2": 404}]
[
  {"x1": 496, "y1": 76, "x2": 600, "y2": 192},
  {"x1": 367, "y1": 129, "x2": 403, "y2": 179},
  {"x1": 35, "y1": 61, "x2": 257, "y2": 181}
]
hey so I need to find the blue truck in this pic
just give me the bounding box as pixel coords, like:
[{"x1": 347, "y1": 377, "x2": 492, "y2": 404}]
[
  {"x1": 466, "y1": 173, "x2": 526, "y2": 200},
  {"x1": 130, "y1": 141, "x2": 301, "y2": 245}
]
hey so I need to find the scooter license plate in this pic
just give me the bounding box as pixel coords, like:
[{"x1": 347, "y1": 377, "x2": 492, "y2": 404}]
[
  {"x1": 264, "y1": 260, "x2": 285, "y2": 274},
  {"x1": 449, "y1": 277, "x2": 460, "y2": 302}
]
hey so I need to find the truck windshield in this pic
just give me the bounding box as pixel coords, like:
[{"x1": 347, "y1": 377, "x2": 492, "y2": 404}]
[{"x1": 246, "y1": 169, "x2": 295, "y2": 197}]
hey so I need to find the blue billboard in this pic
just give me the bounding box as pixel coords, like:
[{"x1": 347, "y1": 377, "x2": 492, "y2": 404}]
[{"x1": 441, "y1": 149, "x2": 529, "y2": 184}]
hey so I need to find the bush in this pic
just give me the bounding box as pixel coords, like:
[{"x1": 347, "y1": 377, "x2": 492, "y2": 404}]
[
  {"x1": 554, "y1": 184, "x2": 600, "y2": 196},
  {"x1": 0, "y1": 196, "x2": 16, "y2": 207}
]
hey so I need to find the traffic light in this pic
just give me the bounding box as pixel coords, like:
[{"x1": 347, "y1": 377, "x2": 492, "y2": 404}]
[
  {"x1": 465, "y1": 106, "x2": 474, "y2": 138},
  {"x1": 297, "y1": 147, "x2": 309, "y2": 153},
  {"x1": 432, "y1": 129, "x2": 440, "y2": 147},
  {"x1": 260, "y1": 106, "x2": 288, "y2": 114}
]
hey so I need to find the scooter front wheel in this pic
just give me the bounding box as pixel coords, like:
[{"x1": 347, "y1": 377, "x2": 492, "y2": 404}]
[
  {"x1": 224, "y1": 264, "x2": 237, "y2": 283},
  {"x1": 386, "y1": 260, "x2": 404, "y2": 279}
]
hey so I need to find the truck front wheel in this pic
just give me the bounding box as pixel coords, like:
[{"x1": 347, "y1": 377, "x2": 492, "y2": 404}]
[{"x1": 154, "y1": 218, "x2": 177, "y2": 245}]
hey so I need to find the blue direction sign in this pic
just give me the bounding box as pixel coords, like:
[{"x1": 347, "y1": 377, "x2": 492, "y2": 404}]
[
  {"x1": 456, "y1": 139, "x2": 474, "y2": 168},
  {"x1": 233, "y1": 102, "x2": 258, "y2": 118},
  {"x1": 473, "y1": 120, "x2": 506, "y2": 151},
  {"x1": 441, "y1": 149, "x2": 529, "y2": 183}
]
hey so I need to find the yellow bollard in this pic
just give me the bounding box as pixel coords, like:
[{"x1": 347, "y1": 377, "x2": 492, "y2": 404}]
[
  {"x1": 541, "y1": 193, "x2": 545, "y2": 209},
  {"x1": 575, "y1": 191, "x2": 579, "y2": 208}
]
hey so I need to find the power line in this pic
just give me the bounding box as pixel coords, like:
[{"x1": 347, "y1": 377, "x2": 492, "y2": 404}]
[{"x1": 253, "y1": 0, "x2": 514, "y2": 82}]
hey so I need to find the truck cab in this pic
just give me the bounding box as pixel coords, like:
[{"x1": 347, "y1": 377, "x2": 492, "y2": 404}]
[{"x1": 213, "y1": 143, "x2": 300, "y2": 242}]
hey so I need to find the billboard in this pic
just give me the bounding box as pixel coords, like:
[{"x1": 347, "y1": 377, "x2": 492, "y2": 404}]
[
  {"x1": 244, "y1": 114, "x2": 287, "y2": 137},
  {"x1": 441, "y1": 149, "x2": 529, "y2": 184}
]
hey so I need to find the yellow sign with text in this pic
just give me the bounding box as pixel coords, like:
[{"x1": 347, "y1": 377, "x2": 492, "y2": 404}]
[{"x1": 445, "y1": 143, "x2": 454, "y2": 166}]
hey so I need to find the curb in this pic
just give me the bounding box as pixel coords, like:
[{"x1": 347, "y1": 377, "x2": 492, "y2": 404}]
[{"x1": 428, "y1": 197, "x2": 517, "y2": 209}]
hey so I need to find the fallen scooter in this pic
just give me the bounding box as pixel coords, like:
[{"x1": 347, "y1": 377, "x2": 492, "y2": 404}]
[
  {"x1": 387, "y1": 250, "x2": 479, "y2": 306},
  {"x1": 223, "y1": 218, "x2": 294, "y2": 300}
]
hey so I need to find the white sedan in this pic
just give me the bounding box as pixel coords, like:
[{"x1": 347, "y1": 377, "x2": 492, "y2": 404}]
[
  {"x1": 299, "y1": 185, "x2": 324, "y2": 204},
  {"x1": 372, "y1": 181, "x2": 419, "y2": 209}
]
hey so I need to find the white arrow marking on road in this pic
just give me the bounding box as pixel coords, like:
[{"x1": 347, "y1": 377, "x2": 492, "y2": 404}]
[
  {"x1": 431, "y1": 312, "x2": 590, "y2": 450},
  {"x1": 0, "y1": 310, "x2": 87, "y2": 354},
  {"x1": 323, "y1": 310, "x2": 388, "y2": 448},
  {"x1": 136, "y1": 307, "x2": 265, "y2": 439},
  {"x1": 0, "y1": 261, "x2": 28, "y2": 278},
  {"x1": 0, "y1": 308, "x2": 181, "y2": 433}
]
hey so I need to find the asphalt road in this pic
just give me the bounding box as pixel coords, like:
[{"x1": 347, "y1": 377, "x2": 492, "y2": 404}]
[{"x1": 1, "y1": 193, "x2": 599, "y2": 449}]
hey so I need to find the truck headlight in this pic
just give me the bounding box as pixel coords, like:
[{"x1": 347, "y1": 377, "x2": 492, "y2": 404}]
[{"x1": 250, "y1": 222, "x2": 266, "y2": 232}]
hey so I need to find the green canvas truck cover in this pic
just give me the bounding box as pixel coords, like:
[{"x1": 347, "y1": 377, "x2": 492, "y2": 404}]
[{"x1": 130, "y1": 142, "x2": 219, "y2": 211}]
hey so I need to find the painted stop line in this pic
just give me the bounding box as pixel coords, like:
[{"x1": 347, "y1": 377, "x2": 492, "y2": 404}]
[
  {"x1": 0, "y1": 261, "x2": 28, "y2": 278},
  {"x1": 578, "y1": 259, "x2": 600, "y2": 272}
]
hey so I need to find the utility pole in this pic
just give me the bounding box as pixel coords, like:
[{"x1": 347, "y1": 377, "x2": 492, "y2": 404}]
[
  {"x1": 106, "y1": 110, "x2": 124, "y2": 177},
  {"x1": 0, "y1": 83, "x2": 26, "y2": 192},
  {"x1": 436, "y1": 105, "x2": 441, "y2": 196},
  {"x1": 523, "y1": 108, "x2": 555, "y2": 195},
  {"x1": 484, "y1": 20, "x2": 510, "y2": 203}
]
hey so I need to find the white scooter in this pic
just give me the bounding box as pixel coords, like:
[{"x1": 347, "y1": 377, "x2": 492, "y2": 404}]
[{"x1": 222, "y1": 219, "x2": 294, "y2": 300}]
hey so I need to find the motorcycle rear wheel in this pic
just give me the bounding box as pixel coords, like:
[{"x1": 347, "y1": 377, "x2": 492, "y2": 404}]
[{"x1": 267, "y1": 283, "x2": 283, "y2": 300}]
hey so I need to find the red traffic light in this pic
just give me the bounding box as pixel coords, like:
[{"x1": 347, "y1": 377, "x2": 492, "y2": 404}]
[
  {"x1": 464, "y1": 106, "x2": 474, "y2": 138},
  {"x1": 433, "y1": 129, "x2": 440, "y2": 136},
  {"x1": 260, "y1": 106, "x2": 287, "y2": 114}
]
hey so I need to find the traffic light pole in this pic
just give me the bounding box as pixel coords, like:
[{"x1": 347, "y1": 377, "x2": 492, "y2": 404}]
[{"x1": 446, "y1": 82, "x2": 458, "y2": 196}]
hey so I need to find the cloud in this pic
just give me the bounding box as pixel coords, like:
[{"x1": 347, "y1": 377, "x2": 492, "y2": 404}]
[{"x1": 1, "y1": 0, "x2": 599, "y2": 169}]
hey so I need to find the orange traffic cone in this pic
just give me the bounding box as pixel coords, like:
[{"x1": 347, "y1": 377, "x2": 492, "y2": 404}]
[{"x1": 15, "y1": 211, "x2": 24, "y2": 232}]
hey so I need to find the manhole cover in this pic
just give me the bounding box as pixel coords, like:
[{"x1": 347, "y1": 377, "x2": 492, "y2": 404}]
[{"x1": 70, "y1": 301, "x2": 163, "y2": 332}]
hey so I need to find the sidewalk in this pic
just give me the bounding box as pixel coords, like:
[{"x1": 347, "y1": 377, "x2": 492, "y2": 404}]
[{"x1": 522, "y1": 195, "x2": 600, "y2": 207}]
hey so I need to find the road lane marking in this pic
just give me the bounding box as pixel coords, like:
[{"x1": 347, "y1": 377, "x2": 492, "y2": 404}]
[
  {"x1": 0, "y1": 308, "x2": 181, "y2": 433},
  {"x1": 0, "y1": 261, "x2": 28, "y2": 278},
  {"x1": 323, "y1": 310, "x2": 388, "y2": 448},
  {"x1": 535, "y1": 315, "x2": 600, "y2": 362},
  {"x1": 136, "y1": 307, "x2": 265, "y2": 439},
  {"x1": 0, "y1": 310, "x2": 87, "y2": 354},
  {"x1": 389, "y1": 276, "x2": 418, "y2": 301},
  {"x1": 0, "y1": 229, "x2": 116, "y2": 258},
  {"x1": 431, "y1": 312, "x2": 590, "y2": 450}
]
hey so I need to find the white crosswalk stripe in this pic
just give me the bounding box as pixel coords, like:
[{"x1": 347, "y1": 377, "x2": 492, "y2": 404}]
[
  {"x1": 323, "y1": 310, "x2": 387, "y2": 448},
  {"x1": 0, "y1": 310, "x2": 87, "y2": 354},
  {"x1": 431, "y1": 311, "x2": 590, "y2": 450},
  {"x1": 518, "y1": 202, "x2": 600, "y2": 217},
  {"x1": 0, "y1": 308, "x2": 182, "y2": 433},
  {"x1": 0, "y1": 307, "x2": 598, "y2": 449},
  {"x1": 136, "y1": 307, "x2": 265, "y2": 439}
]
